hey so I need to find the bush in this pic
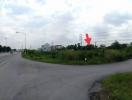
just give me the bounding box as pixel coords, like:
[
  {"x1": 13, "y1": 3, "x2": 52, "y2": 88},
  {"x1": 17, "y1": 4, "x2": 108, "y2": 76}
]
[
  {"x1": 105, "y1": 50, "x2": 125, "y2": 62},
  {"x1": 23, "y1": 42, "x2": 132, "y2": 65},
  {"x1": 62, "y1": 50, "x2": 78, "y2": 61}
]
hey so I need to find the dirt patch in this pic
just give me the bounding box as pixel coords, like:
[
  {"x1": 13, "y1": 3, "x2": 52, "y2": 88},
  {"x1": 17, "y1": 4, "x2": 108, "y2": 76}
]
[
  {"x1": 89, "y1": 91, "x2": 110, "y2": 100},
  {"x1": 88, "y1": 78, "x2": 110, "y2": 100}
]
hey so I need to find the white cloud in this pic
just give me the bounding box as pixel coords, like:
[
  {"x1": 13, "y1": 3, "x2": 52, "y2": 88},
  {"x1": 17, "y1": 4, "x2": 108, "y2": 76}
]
[{"x1": 0, "y1": 0, "x2": 132, "y2": 48}]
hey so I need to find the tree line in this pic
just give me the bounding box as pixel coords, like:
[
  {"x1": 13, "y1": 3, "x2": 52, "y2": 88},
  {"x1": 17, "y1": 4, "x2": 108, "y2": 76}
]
[
  {"x1": 24, "y1": 41, "x2": 132, "y2": 64},
  {"x1": 66, "y1": 41, "x2": 131, "y2": 50},
  {"x1": 0, "y1": 45, "x2": 11, "y2": 52}
]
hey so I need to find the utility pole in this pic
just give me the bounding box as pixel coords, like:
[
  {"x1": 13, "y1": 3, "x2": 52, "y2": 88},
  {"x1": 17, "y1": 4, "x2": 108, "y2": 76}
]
[
  {"x1": 4, "y1": 37, "x2": 7, "y2": 46},
  {"x1": 79, "y1": 34, "x2": 82, "y2": 46},
  {"x1": 30, "y1": 44, "x2": 32, "y2": 49},
  {"x1": 51, "y1": 41, "x2": 54, "y2": 51},
  {"x1": 95, "y1": 41, "x2": 97, "y2": 47},
  {"x1": 16, "y1": 32, "x2": 27, "y2": 50},
  {"x1": 24, "y1": 32, "x2": 26, "y2": 50}
]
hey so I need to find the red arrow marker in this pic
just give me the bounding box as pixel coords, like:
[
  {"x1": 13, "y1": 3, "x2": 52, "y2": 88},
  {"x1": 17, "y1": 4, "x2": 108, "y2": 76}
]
[{"x1": 84, "y1": 33, "x2": 91, "y2": 45}]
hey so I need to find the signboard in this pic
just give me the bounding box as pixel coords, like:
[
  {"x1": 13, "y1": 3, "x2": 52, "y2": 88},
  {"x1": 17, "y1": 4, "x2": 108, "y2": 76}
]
[{"x1": 84, "y1": 33, "x2": 92, "y2": 45}]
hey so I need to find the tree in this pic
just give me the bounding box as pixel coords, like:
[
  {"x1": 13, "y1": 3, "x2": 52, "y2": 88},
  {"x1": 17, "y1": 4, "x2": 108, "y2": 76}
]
[
  {"x1": 0, "y1": 45, "x2": 11, "y2": 52},
  {"x1": 108, "y1": 41, "x2": 121, "y2": 49},
  {"x1": 0, "y1": 45, "x2": 2, "y2": 52},
  {"x1": 77, "y1": 43, "x2": 81, "y2": 50}
]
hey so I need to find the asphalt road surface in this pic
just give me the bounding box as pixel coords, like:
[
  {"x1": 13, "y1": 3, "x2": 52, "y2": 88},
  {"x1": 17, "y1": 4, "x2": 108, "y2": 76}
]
[{"x1": 0, "y1": 53, "x2": 132, "y2": 100}]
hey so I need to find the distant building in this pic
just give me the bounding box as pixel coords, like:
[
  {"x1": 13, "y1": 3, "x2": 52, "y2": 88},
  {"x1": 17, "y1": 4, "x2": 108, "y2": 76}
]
[
  {"x1": 55, "y1": 45, "x2": 64, "y2": 49},
  {"x1": 51, "y1": 45, "x2": 64, "y2": 51},
  {"x1": 41, "y1": 43, "x2": 51, "y2": 52},
  {"x1": 41, "y1": 43, "x2": 64, "y2": 52}
]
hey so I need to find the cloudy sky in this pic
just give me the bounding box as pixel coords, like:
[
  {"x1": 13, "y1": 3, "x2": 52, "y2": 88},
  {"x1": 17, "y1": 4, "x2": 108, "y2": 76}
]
[{"x1": 0, "y1": 0, "x2": 132, "y2": 49}]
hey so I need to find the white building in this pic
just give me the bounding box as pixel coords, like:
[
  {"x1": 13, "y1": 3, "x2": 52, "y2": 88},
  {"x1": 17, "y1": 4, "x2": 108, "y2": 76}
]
[
  {"x1": 51, "y1": 45, "x2": 64, "y2": 51},
  {"x1": 41, "y1": 43, "x2": 51, "y2": 52},
  {"x1": 54, "y1": 45, "x2": 63, "y2": 49},
  {"x1": 41, "y1": 43, "x2": 64, "y2": 52}
]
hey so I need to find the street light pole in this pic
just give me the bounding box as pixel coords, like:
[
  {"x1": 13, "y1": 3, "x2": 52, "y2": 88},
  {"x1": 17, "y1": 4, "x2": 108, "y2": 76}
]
[
  {"x1": 16, "y1": 32, "x2": 27, "y2": 50},
  {"x1": 4, "y1": 37, "x2": 7, "y2": 46},
  {"x1": 24, "y1": 32, "x2": 26, "y2": 50}
]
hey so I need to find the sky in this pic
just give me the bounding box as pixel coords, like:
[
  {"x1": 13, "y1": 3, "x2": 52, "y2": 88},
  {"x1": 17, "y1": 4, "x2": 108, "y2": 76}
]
[{"x1": 0, "y1": 0, "x2": 132, "y2": 49}]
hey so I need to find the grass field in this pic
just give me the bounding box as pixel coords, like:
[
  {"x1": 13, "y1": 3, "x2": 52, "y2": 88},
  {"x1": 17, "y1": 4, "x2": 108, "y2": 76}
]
[
  {"x1": 102, "y1": 72, "x2": 132, "y2": 100},
  {"x1": 22, "y1": 48, "x2": 132, "y2": 65}
]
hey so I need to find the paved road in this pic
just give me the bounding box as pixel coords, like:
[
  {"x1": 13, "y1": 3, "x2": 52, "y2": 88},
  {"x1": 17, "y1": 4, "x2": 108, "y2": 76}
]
[{"x1": 0, "y1": 53, "x2": 132, "y2": 100}]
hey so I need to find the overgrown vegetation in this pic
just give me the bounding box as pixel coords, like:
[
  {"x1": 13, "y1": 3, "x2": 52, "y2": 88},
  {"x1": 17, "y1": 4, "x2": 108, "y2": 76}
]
[
  {"x1": 23, "y1": 41, "x2": 132, "y2": 65},
  {"x1": 102, "y1": 72, "x2": 132, "y2": 100}
]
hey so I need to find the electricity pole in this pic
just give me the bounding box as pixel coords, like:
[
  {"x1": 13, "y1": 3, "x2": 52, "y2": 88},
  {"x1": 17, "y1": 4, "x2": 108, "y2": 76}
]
[
  {"x1": 24, "y1": 32, "x2": 26, "y2": 50},
  {"x1": 16, "y1": 32, "x2": 27, "y2": 50},
  {"x1": 79, "y1": 34, "x2": 82, "y2": 46}
]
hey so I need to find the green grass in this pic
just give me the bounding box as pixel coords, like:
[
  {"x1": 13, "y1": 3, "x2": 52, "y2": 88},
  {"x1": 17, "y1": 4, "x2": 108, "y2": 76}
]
[
  {"x1": 22, "y1": 53, "x2": 110, "y2": 65},
  {"x1": 102, "y1": 72, "x2": 132, "y2": 100},
  {"x1": 22, "y1": 52, "x2": 89, "y2": 65}
]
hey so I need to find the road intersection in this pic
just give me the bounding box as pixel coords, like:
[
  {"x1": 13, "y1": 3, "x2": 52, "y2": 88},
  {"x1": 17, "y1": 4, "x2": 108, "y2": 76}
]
[{"x1": 0, "y1": 53, "x2": 132, "y2": 100}]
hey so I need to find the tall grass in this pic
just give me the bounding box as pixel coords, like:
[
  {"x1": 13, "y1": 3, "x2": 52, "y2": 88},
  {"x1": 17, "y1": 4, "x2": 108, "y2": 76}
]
[{"x1": 23, "y1": 47, "x2": 132, "y2": 65}]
